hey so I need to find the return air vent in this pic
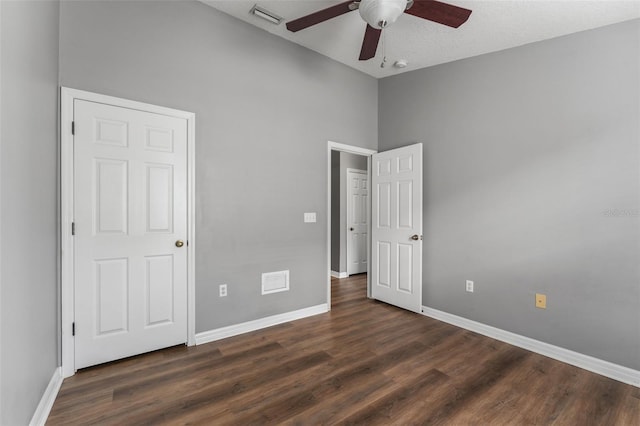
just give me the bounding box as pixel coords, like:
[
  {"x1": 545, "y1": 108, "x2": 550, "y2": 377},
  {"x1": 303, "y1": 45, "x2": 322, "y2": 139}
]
[{"x1": 262, "y1": 270, "x2": 290, "y2": 295}]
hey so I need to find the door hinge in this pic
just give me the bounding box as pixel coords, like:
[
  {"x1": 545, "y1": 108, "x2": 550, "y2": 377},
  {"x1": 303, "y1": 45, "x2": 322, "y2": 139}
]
[
  {"x1": 71, "y1": 222, "x2": 75, "y2": 236},
  {"x1": 72, "y1": 322, "x2": 75, "y2": 336},
  {"x1": 71, "y1": 121, "x2": 75, "y2": 135}
]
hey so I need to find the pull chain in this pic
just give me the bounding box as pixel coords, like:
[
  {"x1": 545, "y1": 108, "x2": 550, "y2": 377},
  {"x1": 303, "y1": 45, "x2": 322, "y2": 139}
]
[{"x1": 380, "y1": 30, "x2": 387, "y2": 68}]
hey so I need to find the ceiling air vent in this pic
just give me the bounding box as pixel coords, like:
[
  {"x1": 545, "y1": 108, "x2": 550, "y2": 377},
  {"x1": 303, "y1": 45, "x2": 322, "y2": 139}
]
[{"x1": 250, "y1": 5, "x2": 283, "y2": 25}]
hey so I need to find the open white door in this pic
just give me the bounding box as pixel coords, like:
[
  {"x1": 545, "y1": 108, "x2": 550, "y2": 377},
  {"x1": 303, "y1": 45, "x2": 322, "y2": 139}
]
[
  {"x1": 371, "y1": 143, "x2": 422, "y2": 313},
  {"x1": 347, "y1": 169, "x2": 368, "y2": 275}
]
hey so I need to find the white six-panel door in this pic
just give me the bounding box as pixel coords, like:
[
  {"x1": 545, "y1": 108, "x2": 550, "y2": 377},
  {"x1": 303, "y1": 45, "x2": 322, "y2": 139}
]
[
  {"x1": 74, "y1": 100, "x2": 188, "y2": 369},
  {"x1": 347, "y1": 169, "x2": 368, "y2": 275},
  {"x1": 371, "y1": 143, "x2": 423, "y2": 313}
]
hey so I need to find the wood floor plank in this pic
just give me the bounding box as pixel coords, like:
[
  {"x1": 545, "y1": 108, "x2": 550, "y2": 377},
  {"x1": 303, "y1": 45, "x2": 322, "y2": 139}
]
[
  {"x1": 552, "y1": 372, "x2": 630, "y2": 426},
  {"x1": 414, "y1": 346, "x2": 531, "y2": 424},
  {"x1": 283, "y1": 375, "x2": 399, "y2": 425},
  {"x1": 110, "y1": 342, "x2": 285, "y2": 402},
  {"x1": 104, "y1": 351, "x2": 333, "y2": 426},
  {"x1": 47, "y1": 275, "x2": 639, "y2": 425},
  {"x1": 176, "y1": 347, "x2": 380, "y2": 425},
  {"x1": 445, "y1": 352, "x2": 565, "y2": 425},
  {"x1": 216, "y1": 341, "x2": 428, "y2": 425},
  {"x1": 611, "y1": 388, "x2": 640, "y2": 425},
  {"x1": 340, "y1": 368, "x2": 450, "y2": 425}
]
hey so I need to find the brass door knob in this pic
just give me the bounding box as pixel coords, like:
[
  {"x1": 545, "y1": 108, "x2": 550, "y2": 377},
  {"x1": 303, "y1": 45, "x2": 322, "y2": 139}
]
[{"x1": 175, "y1": 240, "x2": 185, "y2": 248}]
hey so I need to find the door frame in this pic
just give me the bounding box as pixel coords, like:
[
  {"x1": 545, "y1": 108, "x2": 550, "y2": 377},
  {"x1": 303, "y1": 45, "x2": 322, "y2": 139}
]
[
  {"x1": 326, "y1": 141, "x2": 376, "y2": 306},
  {"x1": 60, "y1": 87, "x2": 196, "y2": 378},
  {"x1": 346, "y1": 168, "x2": 368, "y2": 276}
]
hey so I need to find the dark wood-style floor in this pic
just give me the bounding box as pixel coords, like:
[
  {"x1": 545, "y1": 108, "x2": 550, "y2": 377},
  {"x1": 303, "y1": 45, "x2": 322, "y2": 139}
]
[{"x1": 48, "y1": 274, "x2": 639, "y2": 425}]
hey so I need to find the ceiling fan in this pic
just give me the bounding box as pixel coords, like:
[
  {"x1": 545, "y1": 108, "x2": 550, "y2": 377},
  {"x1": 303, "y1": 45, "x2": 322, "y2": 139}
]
[{"x1": 286, "y1": 0, "x2": 472, "y2": 61}]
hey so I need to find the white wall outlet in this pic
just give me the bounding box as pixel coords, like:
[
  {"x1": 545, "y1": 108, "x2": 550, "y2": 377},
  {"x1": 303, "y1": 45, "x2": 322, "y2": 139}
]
[
  {"x1": 219, "y1": 284, "x2": 227, "y2": 297},
  {"x1": 466, "y1": 280, "x2": 474, "y2": 293},
  {"x1": 304, "y1": 212, "x2": 317, "y2": 223}
]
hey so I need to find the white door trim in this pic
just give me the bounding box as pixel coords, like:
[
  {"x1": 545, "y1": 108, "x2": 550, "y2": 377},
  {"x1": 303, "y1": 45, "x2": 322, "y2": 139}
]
[
  {"x1": 327, "y1": 141, "x2": 376, "y2": 306},
  {"x1": 60, "y1": 87, "x2": 196, "y2": 378},
  {"x1": 346, "y1": 168, "x2": 367, "y2": 276}
]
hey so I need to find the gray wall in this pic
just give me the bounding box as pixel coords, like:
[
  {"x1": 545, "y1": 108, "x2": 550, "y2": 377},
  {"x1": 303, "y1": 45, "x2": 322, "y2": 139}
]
[
  {"x1": 379, "y1": 19, "x2": 640, "y2": 370},
  {"x1": 59, "y1": 0, "x2": 378, "y2": 332},
  {"x1": 0, "y1": 1, "x2": 60, "y2": 424}
]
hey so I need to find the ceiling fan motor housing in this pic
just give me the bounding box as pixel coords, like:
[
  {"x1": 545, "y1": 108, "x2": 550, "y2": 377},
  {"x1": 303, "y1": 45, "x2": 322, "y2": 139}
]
[
  {"x1": 285, "y1": 0, "x2": 471, "y2": 61},
  {"x1": 359, "y1": 0, "x2": 407, "y2": 29}
]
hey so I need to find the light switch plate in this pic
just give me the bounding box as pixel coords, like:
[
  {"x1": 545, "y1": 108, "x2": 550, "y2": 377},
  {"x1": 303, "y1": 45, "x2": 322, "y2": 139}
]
[{"x1": 304, "y1": 212, "x2": 317, "y2": 223}]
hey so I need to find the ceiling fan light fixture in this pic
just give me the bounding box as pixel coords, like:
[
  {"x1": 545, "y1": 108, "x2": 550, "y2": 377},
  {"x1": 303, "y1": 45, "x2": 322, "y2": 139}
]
[{"x1": 359, "y1": 0, "x2": 407, "y2": 29}]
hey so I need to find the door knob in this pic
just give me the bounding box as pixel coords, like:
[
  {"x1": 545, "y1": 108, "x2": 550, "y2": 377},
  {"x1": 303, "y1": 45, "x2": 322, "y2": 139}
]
[
  {"x1": 175, "y1": 240, "x2": 185, "y2": 248},
  {"x1": 350, "y1": 227, "x2": 354, "y2": 231},
  {"x1": 410, "y1": 234, "x2": 422, "y2": 241}
]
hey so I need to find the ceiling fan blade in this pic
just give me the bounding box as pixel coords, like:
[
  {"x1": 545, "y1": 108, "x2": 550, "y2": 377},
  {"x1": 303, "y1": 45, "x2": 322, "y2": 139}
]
[
  {"x1": 405, "y1": 0, "x2": 472, "y2": 28},
  {"x1": 286, "y1": 1, "x2": 357, "y2": 32},
  {"x1": 359, "y1": 25, "x2": 382, "y2": 61}
]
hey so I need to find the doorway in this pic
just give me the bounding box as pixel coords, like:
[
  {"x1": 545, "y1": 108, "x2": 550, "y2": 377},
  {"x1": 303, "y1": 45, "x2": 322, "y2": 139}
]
[
  {"x1": 327, "y1": 141, "x2": 424, "y2": 314},
  {"x1": 327, "y1": 142, "x2": 376, "y2": 306},
  {"x1": 60, "y1": 88, "x2": 196, "y2": 377}
]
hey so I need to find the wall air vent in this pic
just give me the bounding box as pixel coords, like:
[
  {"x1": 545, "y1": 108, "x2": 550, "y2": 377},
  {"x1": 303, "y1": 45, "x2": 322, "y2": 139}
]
[{"x1": 262, "y1": 270, "x2": 290, "y2": 295}]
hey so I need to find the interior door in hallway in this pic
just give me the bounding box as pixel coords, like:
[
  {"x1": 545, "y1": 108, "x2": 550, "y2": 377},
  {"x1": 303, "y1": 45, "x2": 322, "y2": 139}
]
[
  {"x1": 371, "y1": 143, "x2": 423, "y2": 313},
  {"x1": 347, "y1": 169, "x2": 368, "y2": 275},
  {"x1": 74, "y1": 99, "x2": 188, "y2": 369}
]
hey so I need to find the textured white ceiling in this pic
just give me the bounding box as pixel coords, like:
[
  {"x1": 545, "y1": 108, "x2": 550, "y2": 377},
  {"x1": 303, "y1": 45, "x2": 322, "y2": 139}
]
[{"x1": 202, "y1": 1, "x2": 640, "y2": 78}]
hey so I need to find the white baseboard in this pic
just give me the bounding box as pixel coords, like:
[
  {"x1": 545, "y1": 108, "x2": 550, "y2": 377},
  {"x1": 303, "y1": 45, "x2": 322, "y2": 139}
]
[
  {"x1": 421, "y1": 306, "x2": 639, "y2": 388},
  {"x1": 29, "y1": 367, "x2": 63, "y2": 426},
  {"x1": 196, "y1": 303, "x2": 329, "y2": 345},
  {"x1": 331, "y1": 271, "x2": 348, "y2": 279}
]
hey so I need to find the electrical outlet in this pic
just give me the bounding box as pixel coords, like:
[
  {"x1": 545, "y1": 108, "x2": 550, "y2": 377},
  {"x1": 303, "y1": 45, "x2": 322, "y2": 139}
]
[
  {"x1": 466, "y1": 280, "x2": 474, "y2": 293},
  {"x1": 219, "y1": 284, "x2": 227, "y2": 297},
  {"x1": 535, "y1": 293, "x2": 546, "y2": 309}
]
